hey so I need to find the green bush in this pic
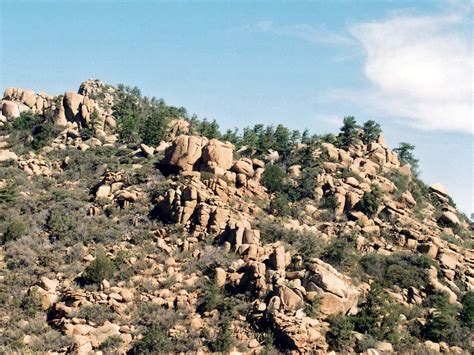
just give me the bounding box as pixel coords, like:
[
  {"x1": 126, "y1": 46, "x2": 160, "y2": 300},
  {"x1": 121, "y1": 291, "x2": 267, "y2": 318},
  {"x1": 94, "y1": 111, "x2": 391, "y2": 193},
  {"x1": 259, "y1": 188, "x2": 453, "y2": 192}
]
[
  {"x1": 304, "y1": 296, "x2": 320, "y2": 318},
  {"x1": 132, "y1": 326, "x2": 171, "y2": 354},
  {"x1": 78, "y1": 304, "x2": 117, "y2": 325},
  {"x1": 440, "y1": 232, "x2": 461, "y2": 246},
  {"x1": 261, "y1": 164, "x2": 287, "y2": 193},
  {"x1": 360, "y1": 253, "x2": 437, "y2": 289},
  {"x1": 336, "y1": 168, "x2": 363, "y2": 182},
  {"x1": 287, "y1": 167, "x2": 320, "y2": 201},
  {"x1": 209, "y1": 317, "x2": 234, "y2": 352},
  {"x1": 83, "y1": 255, "x2": 116, "y2": 285},
  {"x1": 47, "y1": 206, "x2": 81, "y2": 243},
  {"x1": 12, "y1": 111, "x2": 44, "y2": 130},
  {"x1": 357, "y1": 185, "x2": 382, "y2": 217},
  {"x1": 256, "y1": 219, "x2": 322, "y2": 267},
  {"x1": 99, "y1": 335, "x2": 122, "y2": 352},
  {"x1": 326, "y1": 314, "x2": 354, "y2": 351},
  {"x1": 352, "y1": 283, "x2": 402, "y2": 342},
  {"x1": 423, "y1": 312, "x2": 461, "y2": 345},
  {"x1": 385, "y1": 171, "x2": 409, "y2": 200},
  {"x1": 319, "y1": 194, "x2": 339, "y2": 210},
  {"x1": 460, "y1": 291, "x2": 474, "y2": 328},
  {"x1": 2, "y1": 220, "x2": 27, "y2": 244},
  {"x1": 268, "y1": 192, "x2": 291, "y2": 217},
  {"x1": 321, "y1": 238, "x2": 357, "y2": 270},
  {"x1": 199, "y1": 278, "x2": 231, "y2": 313},
  {"x1": 0, "y1": 180, "x2": 19, "y2": 204},
  {"x1": 31, "y1": 122, "x2": 56, "y2": 150},
  {"x1": 20, "y1": 289, "x2": 43, "y2": 317},
  {"x1": 295, "y1": 232, "x2": 323, "y2": 268}
]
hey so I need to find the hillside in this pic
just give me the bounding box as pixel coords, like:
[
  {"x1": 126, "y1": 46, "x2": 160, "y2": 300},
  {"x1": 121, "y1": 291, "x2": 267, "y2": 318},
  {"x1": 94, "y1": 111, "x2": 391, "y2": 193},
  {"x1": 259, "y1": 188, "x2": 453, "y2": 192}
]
[{"x1": 0, "y1": 80, "x2": 473, "y2": 354}]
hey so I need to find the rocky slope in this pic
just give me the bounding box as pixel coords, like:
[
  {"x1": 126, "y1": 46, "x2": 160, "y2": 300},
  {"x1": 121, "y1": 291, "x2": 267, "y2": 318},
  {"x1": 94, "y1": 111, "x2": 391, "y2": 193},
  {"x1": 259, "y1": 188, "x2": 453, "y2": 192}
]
[{"x1": 0, "y1": 80, "x2": 473, "y2": 354}]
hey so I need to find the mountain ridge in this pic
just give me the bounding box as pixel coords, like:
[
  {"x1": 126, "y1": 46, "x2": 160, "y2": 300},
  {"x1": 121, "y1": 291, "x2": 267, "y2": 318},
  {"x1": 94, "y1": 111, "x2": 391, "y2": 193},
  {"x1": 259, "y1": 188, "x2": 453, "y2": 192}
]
[{"x1": 0, "y1": 79, "x2": 472, "y2": 354}]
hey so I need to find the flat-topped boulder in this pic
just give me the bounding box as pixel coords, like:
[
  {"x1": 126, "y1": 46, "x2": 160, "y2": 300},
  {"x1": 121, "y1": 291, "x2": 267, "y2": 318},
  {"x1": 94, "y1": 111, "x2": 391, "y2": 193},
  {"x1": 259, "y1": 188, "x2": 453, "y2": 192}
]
[{"x1": 430, "y1": 182, "x2": 448, "y2": 197}]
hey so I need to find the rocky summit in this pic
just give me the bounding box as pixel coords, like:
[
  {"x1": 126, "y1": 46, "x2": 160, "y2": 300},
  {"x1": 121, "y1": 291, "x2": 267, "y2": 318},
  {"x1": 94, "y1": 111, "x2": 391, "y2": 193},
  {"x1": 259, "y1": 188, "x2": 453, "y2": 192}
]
[{"x1": 0, "y1": 80, "x2": 473, "y2": 354}]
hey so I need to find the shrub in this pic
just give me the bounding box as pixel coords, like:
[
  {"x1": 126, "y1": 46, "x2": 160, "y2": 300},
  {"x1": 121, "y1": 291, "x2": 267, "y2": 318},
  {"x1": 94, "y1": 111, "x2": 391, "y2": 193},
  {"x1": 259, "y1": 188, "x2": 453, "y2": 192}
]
[
  {"x1": 2, "y1": 220, "x2": 27, "y2": 244},
  {"x1": 321, "y1": 238, "x2": 357, "y2": 270},
  {"x1": 354, "y1": 336, "x2": 377, "y2": 353},
  {"x1": 257, "y1": 219, "x2": 288, "y2": 244},
  {"x1": 47, "y1": 206, "x2": 82, "y2": 243},
  {"x1": 12, "y1": 111, "x2": 44, "y2": 130},
  {"x1": 385, "y1": 171, "x2": 409, "y2": 199},
  {"x1": 31, "y1": 122, "x2": 56, "y2": 150},
  {"x1": 304, "y1": 296, "x2": 320, "y2": 318},
  {"x1": 20, "y1": 289, "x2": 43, "y2": 317},
  {"x1": 360, "y1": 253, "x2": 436, "y2": 289},
  {"x1": 256, "y1": 219, "x2": 323, "y2": 266},
  {"x1": 319, "y1": 194, "x2": 339, "y2": 210},
  {"x1": 268, "y1": 192, "x2": 291, "y2": 217},
  {"x1": 78, "y1": 304, "x2": 117, "y2": 325},
  {"x1": 209, "y1": 317, "x2": 234, "y2": 352},
  {"x1": 294, "y1": 232, "x2": 323, "y2": 268},
  {"x1": 352, "y1": 283, "x2": 402, "y2": 342},
  {"x1": 440, "y1": 232, "x2": 461, "y2": 246},
  {"x1": 83, "y1": 255, "x2": 116, "y2": 285},
  {"x1": 133, "y1": 302, "x2": 178, "y2": 329},
  {"x1": 288, "y1": 167, "x2": 320, "y2": 201},
  {"x1": 423, "y1": 312, "x2": 460, "y2": 345},
  {"x1": 132, "y1": 326, "x2": 171, "y2": 354},
  {"x1": 199, "y1": 278, "x2": 231, "y2": 313},
  {"x1": 99, "y1": 335, "x2": 123, "y2": 352},
  {"x1": 0, "y1": 180, "x2": 19, "y2": 204},
  {"x1": 460, "y1": 291, "x2": 474, "y2": 328},
  {"x1": 326, "y1": 314, "x2": 354, "y2": 351},
  {"x1": 261, "y1": 164, "x2": 287, "y2": 193},
  {"x1": 197, "y1": 118, "x2": 221, "y2": 139},
  {"x1": 357, "y1": 185, "x2": 382, "y2": 217},
  {"x1": 336, "y1": 168, "x2": 363, "y2": 182},
  {"x1": 140, "y1": 110, "x2": 171, "y2": 146}
]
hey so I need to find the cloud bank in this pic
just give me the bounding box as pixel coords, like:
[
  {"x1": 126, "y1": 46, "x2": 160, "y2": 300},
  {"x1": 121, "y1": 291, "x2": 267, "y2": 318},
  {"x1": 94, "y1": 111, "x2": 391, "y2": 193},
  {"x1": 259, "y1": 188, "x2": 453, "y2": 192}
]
[{"x1": 349, "y1": 11, "x2": 473, "y2": 134}]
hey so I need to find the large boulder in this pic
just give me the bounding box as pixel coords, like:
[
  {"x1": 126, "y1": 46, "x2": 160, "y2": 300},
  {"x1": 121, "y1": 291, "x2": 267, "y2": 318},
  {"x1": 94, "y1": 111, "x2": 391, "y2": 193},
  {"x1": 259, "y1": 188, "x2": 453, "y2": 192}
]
[
  {"x1": 430, "y1": 183, "x2": 448, "y2": 197},
  {"x1": 167, "y1": 118, "x2": 190, "y2": 140},
  {"x1": 0, "y1": 150, "x2": 18, "y2": 162},
  {"x1": 163, "y1": 135, "x2": 208, "y2": 172},
  {"x1": 232, "y1": 158, "x2": 254, "y2": 177},
  {"x1": 438, "y1": 211, "x2": 460, "y2": 225},
  {"x1": 303, "y1": 258, "x2": 359, "y2": 316},
  {"x1": 63, "y1": 92, "x2": 85, "y2": 125},
  {"x1": 21, "y1": 90, "x2": 37, "y2": 108},
  {"x1": 275, "y1": 285, "x2": 303, "y2": 310},
  {"x1": 2, "y1": 100, "x2": 20, "y2": 119},
  {"x1": 201, "y1": 139, "x2": 234, "y2": 173}
]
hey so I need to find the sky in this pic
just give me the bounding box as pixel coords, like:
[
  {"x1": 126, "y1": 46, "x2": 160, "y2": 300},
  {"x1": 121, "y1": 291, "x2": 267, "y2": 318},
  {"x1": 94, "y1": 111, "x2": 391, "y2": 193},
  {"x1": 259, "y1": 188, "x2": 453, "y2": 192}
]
[{"x1": 0, "y1": 0, "x2": 472, "y2": 214}]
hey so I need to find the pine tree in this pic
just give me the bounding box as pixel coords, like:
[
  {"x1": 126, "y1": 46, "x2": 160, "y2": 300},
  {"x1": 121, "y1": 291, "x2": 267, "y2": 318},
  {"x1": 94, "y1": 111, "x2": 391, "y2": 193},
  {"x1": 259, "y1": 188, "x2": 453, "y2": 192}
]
[{"x1": 339, "y1": 116, "x2": 360, "y2": 147}]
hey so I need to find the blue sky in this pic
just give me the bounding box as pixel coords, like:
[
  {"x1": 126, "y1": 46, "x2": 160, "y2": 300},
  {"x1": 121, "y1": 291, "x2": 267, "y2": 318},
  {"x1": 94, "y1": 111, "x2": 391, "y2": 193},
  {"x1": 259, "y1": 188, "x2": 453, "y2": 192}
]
[{"x1": 1, "y1": 0, "x2": 472, "y2": 214}]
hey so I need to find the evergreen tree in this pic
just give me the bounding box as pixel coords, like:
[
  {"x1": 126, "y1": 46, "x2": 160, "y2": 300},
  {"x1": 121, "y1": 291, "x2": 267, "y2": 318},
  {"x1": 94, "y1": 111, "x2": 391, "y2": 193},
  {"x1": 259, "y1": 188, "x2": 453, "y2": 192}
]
[
  {"x1": 339, "y1": 116, "x2": 360, "y2": 147},
  {"x1": 394, "y1": 142, "x2": 419, "y2": 174},
  {"x1": 274, "y1": 124, "x2": 290, "y2": 155},
  {"x1": 89, "y1": 108, "x2": 101, "y2": 137},
  {"x1": 362, "y1": 120, "x2": 382, "y2": 144}
]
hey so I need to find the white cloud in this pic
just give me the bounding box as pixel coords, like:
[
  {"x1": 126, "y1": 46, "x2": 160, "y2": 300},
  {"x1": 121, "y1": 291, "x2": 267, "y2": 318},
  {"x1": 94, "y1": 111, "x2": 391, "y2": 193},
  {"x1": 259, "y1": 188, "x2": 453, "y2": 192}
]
[
  {"x1": 255, "y1": 21, "x2": 354, "y2": 45},
  {"x1": 348, "y1": 11, "x2": 473, "y2": 133}
]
